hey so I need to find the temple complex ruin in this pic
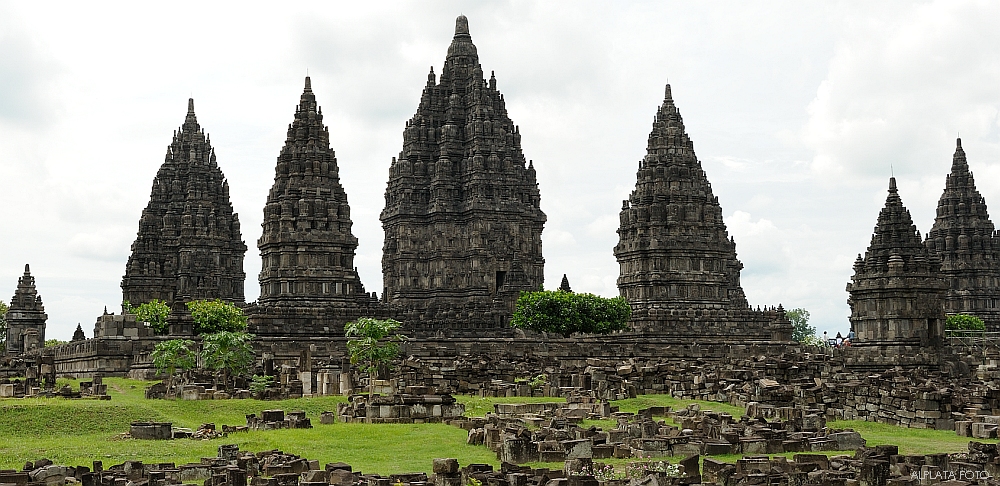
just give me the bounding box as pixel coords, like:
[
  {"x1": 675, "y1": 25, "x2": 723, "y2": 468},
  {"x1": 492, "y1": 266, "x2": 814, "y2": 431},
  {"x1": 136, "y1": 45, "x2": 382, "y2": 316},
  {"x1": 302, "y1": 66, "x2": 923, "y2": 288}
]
[
  {"x1": 380, "y1": 15, "x2": 546, "y2": 332},
  {"x1": 614, "y1": 85, "x2": 791, "y2": 341},
  {"x1": 248, "y1": 77, "x2": 379, "y2": 337},
  {"x1": 848, "y1": 178, "x2": 947, "y2": 346},
  {"x1": 121, "y1": 99, "x2": 247, "y2": 318},
  {"x1": 4, "y1": 264, "x2": 47, "y2": 355},
  {"x1": 10, "y1": 17, "x2": 1000, "y2": 451},
  {"x1": 925, "y1": 138, "x2": 1000, "y2": 331}
]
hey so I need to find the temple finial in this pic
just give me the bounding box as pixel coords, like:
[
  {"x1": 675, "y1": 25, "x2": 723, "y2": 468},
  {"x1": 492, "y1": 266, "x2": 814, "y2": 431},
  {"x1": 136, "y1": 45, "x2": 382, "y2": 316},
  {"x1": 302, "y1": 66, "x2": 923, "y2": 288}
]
[
  {"x1": 957, "y1": 136, "x2": 962, "y2": 149},
  {"x1": 889, "y1": 176, "x2": 897, "y2": 193},
  {"x1": 304, "y1": 76, "x2": 312, "y2": 92},
  {"x1": 24, "y1": 263, "x2": 30, "y2": 274},
  {"x1": 665, "y1": 83, "x2": 672, "y2": 101},
  {"x1": 455, "y1": 15, "x2": 470, "y2": 36},
  {"x1": 187, "y1": 98, "x2": 195, "y2": 115}
]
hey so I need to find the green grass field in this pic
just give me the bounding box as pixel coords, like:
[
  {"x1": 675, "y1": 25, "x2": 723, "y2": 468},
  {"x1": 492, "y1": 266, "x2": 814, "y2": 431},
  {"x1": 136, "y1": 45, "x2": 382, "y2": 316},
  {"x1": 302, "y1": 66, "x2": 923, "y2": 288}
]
[{"x1": 0, "y1": 378, "x2": 987, "y2": 474}]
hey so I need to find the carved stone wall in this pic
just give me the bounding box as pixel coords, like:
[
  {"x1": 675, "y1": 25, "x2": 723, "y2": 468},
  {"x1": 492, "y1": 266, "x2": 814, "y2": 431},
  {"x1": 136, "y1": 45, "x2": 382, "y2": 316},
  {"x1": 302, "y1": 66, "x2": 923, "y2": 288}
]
[
  {"x1": 614, "y1": 85, "x2": 791, "y2": 339},
  {"x1": 848, "y1": 178, "x2": 948, "y2": 345},
  {"x1": 121, "y1": 99, "x2": 247, "y2": 314},
  {"x1": 380, "y1": 16, "x2": 546, "y2": 331},
  {"x1": 925, "y1": 138, "x2": 1000, "y2": 330},
  {"x1": 4, "y1": 264, "x2": 47, "y2": 355}
]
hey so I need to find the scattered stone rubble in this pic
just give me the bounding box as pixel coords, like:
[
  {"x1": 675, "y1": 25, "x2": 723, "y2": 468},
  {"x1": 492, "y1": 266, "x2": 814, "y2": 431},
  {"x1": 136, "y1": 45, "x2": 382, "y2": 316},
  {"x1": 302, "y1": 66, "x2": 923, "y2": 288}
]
[
  {"x1": 0, "y1": 374, "x2": 108, "y2": 400},
  {"x1": 336, "y1": 386, "x2": 465, "y2": 423},
  {"x1": 9, "y1": 440, "x2": 1000, "y2": 486},
  {"x1": 461, "y1": 402, "x2": 867, "y2": 464},
  {"x1": 246, "y1": 410, "x2": 312, "y2": 430},
  {"x1": 127, "y1": 422, "x2": 237, "y2": 440}
]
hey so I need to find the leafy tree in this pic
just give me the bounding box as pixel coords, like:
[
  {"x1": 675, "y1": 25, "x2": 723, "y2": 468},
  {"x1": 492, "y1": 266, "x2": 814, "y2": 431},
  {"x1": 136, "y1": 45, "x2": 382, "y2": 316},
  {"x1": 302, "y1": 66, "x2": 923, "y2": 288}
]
[
  {"x1": 0, "y1": 300, "x2": 7, "y2": 348},
  {"x1": 186, "y1": 299, "x2": 247, "y2": 335},
  {"x1": 150, "y1": 339, "x2": 197, "y2": 378},
  {"x1": 344, "y1": 317, "x2": 404, "y2": 395},
  {"x1": 44, "y1": 339, "x2": 68, "y2": 347},
  {"x1": 201, "y1": 331, "x2": 255, "y2": 388},
  {"x1": 786, "y1": 308, "x2": 816, "y2": 343},
  {"x1": 510, "y1": 290, "x2": 632, "y2": 338},
  {"x1": 946, "y1": 314, "x2": 986, "y2": 331},
  {"x1": 124, "y1": 300, "x2": 170, "y2": 334}
]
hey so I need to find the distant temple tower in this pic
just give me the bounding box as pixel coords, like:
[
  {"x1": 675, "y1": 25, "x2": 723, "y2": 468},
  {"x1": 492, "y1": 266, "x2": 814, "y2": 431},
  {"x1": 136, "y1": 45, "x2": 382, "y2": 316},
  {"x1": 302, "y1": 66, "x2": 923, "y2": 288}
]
[
  {"x1": 848, "y1": 178, "x2": 947, "y2": 346},
  {"x1": 615, "y1": 85, "x2": 790, "y2": 340},
  {"x1": 250, "y1": 77, "x2": 377, "y2": 336},
  {"x1": 5, "y1": 264, "x2": 47, "y2": 355},
  {"x1": 925, "y1": 138, "x2": 1000, "y2": 331},
  {"x1": 381, "y1": 15, "x2": 546, "y2": 331},
  {"x1": 121, "y1": 99, "x2": 247, "y2": 315}
]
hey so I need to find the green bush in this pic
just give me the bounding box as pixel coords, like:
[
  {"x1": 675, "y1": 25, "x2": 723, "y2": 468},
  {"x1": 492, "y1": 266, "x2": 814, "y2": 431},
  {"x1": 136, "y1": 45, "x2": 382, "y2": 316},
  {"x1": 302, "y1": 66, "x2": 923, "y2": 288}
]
[
  {"x1": 124, "y1": 300, "x2": 170, "y2": 334},
  {"x1": 511, "y1": 290, "x2": 631, "y2": 337},
  {"x1": 150, "y1": 339, "x2": 196, "y2": 376},
  {"x1": 345, "y1": 318, "x2": 404, "y2": 392},
  {"x1": 186, "y1": 299, "x2": 247, "y2": 335},
  {"x1": 946, "y1": 314, "x2": 986, "y2": 331}
]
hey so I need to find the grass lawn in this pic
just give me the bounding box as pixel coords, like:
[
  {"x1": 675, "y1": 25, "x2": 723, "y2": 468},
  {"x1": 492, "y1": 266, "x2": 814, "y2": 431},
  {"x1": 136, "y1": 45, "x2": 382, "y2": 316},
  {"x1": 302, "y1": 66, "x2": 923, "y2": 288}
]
[{"x1": 0, "y1": 378, "x2": 990, "y2": 474}]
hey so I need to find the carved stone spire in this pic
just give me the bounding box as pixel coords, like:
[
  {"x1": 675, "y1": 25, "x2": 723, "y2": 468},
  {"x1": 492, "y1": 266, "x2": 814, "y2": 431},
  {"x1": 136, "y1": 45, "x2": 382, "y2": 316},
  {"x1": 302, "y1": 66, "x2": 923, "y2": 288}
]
[
  {"x1": 381, "y1": 15, "x2": 546, "y2": 332},
  {"x1": 71, "y1": 323, "x2": 86, "y2": 342},
  {"x1": 615, "y1": 84, "x2": 791, "y2": 340},
  {"x1": 122, "y1": 99, "x2": 247, "y2": 314},
  {"x1": 257, "y1": 77, "x2": 368, "y2": 308},
  {"x1": 616, "y1": 84, "x2": 747, "y2": 310},
  {"x1": 5, "y1": 264, "x2": 47, "y2": 355},
  {"x1": 558, "y1": 274, "x2": 573, "y2": 293},
  {"x1": 924, "y1": 138, "x2": 1000, "y2": 330},
  {"x1": 848, "y1": 178, "x2": 947, "y2": 345}
]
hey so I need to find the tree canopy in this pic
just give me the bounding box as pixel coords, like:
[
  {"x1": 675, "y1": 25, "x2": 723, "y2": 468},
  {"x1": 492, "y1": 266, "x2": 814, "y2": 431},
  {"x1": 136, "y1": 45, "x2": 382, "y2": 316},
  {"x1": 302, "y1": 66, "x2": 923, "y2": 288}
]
[
  {"x1": 124, "y1": 299, "x2": 170, "y2": 334},
  {"x1": 344, "y1": 317, "x2": 404, "y2": 391},
  {"x1": 150, "y1": 339, "x2": 196, "y2": 376},
  {"x1": 510, "y1": 290, "x2": 632, "y2": 338},
  {"x1": 201, "y1": 331, "x2": 255, "y2": 378},
  {"x1": 946, "y1": 314, "x2": 986, "y2": 331},
  {"x1": 186, "y1": 299, "x2": 247, "y2": 335},
  {"x1": 786, "y1": 308, "x2": 816, "y2": 343}
]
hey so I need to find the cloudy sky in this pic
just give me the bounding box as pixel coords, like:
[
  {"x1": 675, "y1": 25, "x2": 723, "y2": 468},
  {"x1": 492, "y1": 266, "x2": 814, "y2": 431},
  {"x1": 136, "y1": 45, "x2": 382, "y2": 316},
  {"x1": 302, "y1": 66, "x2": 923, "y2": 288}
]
[{"x1": 2, "y1": 1, "x2": 999, "y2": 340}]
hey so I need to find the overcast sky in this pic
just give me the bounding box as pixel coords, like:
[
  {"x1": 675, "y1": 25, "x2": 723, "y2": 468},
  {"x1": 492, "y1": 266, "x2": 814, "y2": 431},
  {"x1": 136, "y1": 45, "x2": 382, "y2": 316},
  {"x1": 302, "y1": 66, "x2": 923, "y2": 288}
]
[{"x1": 2, "y1": 1, "x2": 999, "y2": 340}]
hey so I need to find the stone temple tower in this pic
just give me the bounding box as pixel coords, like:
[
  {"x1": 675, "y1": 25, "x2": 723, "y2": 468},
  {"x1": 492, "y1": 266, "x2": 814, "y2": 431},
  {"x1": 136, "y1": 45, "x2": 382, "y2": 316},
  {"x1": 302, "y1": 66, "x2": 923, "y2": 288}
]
[
  {"x1": 848, "y1": 178, "x2": 947, "y2": 346},
  {"x1": 5, "y1": 264, "x2": 47, "y2": 355},
  {"x1": 250, "y1": 77, "x2": 378, "y2": 336},
  {"x1": 121, "y1": 99, "x2": 247, "y2": 315},
  {"x1": 925, "y1": 138, "x2": 1000, "y2": 331},
  {"x1": 381, "y1": 15, "x2": 546, "y2": 332},
  {"x1": 614, "y1": 85, "x2": 791, "y2": 341}
]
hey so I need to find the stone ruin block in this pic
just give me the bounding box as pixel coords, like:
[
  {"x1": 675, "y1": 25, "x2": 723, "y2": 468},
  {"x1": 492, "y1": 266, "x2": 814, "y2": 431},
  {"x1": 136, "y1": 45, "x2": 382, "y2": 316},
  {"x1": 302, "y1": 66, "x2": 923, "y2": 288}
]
[
  {"x1": 130, "y1": 422, "x2": 172, "y2": 440},
  {"x1": 971, "y1": 422, "x2": 998, "y2": 439}
]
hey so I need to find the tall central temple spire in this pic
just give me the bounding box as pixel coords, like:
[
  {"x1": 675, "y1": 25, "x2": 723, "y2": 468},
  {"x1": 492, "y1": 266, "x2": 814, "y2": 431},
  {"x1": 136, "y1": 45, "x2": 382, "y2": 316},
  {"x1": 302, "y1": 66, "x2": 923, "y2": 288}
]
[
  {"x1": 122, "y1": 99, "x2": 247, "y2": 316},
  {"x1": 381, "y1": 15, "x2": 546, "y2": 332}
]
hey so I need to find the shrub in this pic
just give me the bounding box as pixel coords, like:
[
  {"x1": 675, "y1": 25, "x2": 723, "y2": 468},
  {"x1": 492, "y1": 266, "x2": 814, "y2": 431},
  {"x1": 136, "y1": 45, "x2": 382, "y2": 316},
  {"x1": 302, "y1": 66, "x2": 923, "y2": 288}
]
[
  {"x1": 511, "y1": 290, "x2": 631, "y2": 337},
  {"x1": 150, "y1": 339, "x2": 196, "y2": 376},
  {"x1": 186, "y1": 299, "x2": 247, "y2": 335},
  {"x1": 344, "y1": 318, "x2": 404, "y2": 394},
  {"x1": 946, "y1": 314, "x2": 986, "y2": 331},
  {"x1": 124, "y1": 300, "x2": 170, "y2": 334}
]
